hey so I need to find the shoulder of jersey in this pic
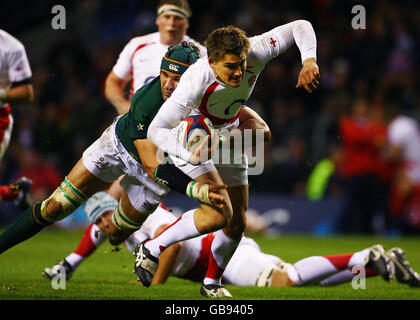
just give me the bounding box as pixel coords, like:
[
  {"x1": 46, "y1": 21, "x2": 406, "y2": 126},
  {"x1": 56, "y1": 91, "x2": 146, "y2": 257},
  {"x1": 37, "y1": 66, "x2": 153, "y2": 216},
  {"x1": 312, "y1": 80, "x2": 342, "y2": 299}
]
[
  {"x1": 183, "y1": 58, "x2": 208, "y2": 79},
  {"x1": 0, "y1": 29, "x2": 25, "y2": 51},
  {"x1": 128, "y1": 32, "x2": 159, "y2": 47}
]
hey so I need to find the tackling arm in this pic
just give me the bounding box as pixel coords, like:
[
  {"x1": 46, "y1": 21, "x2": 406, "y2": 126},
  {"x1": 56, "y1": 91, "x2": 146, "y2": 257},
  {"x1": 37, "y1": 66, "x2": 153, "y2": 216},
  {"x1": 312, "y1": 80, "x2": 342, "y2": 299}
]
[
  {"x1": 134, "y1": 138, "x2": 227, "y2": 208},
  {"x1": 147, "y1": 99, "x2": 193, "y2": 163}
]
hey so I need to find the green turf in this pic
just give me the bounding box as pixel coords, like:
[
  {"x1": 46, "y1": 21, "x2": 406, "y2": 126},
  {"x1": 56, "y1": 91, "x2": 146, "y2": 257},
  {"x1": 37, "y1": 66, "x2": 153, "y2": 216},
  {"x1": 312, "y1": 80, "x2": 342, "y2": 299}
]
[{"x1": 1, "y1": 228, "x2": 420, "y2": 300}]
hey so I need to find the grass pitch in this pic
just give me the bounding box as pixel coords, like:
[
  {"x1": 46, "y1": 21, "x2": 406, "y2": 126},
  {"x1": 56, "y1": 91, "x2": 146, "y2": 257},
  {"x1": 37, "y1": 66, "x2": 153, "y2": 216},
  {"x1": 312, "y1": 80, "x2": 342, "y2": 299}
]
[{"x1": 1, "y1": 228, "x2": 420, "y2": 300}]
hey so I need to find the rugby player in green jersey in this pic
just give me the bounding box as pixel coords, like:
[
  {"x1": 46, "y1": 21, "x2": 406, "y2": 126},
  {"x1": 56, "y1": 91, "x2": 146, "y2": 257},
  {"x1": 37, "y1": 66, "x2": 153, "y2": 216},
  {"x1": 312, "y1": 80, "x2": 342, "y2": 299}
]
[{"x1": 0, "y1": 42, "x2": 229, "y2": 254}]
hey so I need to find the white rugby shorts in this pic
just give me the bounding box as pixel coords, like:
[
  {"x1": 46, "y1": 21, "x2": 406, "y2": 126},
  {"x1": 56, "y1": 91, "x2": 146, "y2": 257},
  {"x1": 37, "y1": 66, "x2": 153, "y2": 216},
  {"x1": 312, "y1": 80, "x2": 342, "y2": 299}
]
[{"x1": 222, "y1": 237, "x2": 281, "y2": 286}]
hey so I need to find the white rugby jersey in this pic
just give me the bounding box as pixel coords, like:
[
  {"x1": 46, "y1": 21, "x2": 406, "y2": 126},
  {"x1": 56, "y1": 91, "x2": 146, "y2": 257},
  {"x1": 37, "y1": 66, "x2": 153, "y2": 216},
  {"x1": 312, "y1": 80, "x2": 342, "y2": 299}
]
[
  {"x1": 112, "y1": 32, "x2": 205, "y2": 97},
  {"x1": 0, "y1": 29, "x2": 32, "y2": 108},
  {"x1": 388, "y1": 115, "x2": 420, "y2": 183},
  {"x1": 148, "y1": 20, "x2": 317, "y2": 162}
]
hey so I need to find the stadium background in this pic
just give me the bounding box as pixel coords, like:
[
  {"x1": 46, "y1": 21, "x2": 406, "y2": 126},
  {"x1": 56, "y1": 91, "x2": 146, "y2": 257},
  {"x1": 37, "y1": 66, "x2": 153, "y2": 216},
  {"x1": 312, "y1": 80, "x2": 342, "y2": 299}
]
[{"x1": 0, "y1": 0, "x2": 419, "y2": 236}]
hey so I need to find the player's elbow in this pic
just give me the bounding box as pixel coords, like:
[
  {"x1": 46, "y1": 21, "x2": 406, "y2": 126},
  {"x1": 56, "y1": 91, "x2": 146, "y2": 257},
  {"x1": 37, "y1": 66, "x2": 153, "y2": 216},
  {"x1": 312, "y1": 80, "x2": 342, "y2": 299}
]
[
  {"x1": 26, "y1": 85, "x2": 34, "y2": 102},
  {"x1": 104, "y1": 72, "x2": 125, "y2": 97},
  {"x1": 104, "y1": 73, "x2": 114, "y2": 98},
  {"x1": 294, "y1": 19, "x2": 314, "y2": 34},
  {"x1": 20, "y1": 84, "x2": 34, "y2": 103},
  {"x1": 295, "y1": 19, "x2": 312, "y2": 27},
  {"x1": 264, "y1": 126, "x2": 272, "y2": 142}
]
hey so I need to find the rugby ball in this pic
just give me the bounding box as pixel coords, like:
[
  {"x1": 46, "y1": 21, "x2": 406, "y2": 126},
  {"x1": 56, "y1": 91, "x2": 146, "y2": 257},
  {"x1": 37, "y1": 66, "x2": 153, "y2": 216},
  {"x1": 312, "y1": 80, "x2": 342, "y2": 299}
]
[{"x1": 177, "y1": 115, "x2": 214, "y2": 151}]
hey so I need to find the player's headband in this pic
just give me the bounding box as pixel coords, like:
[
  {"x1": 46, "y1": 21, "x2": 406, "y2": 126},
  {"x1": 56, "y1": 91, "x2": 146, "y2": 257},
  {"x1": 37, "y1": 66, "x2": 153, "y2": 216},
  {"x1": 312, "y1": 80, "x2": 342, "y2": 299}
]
[
  {"x1": 157, "y1": 4, "x2": 190, "y2": 20},
  {"x1": 160, "y1": 44, "x2": 199, "y2": 76},
  {"x1": 84, "y1": 192, "x2": 118, "y2": 224}
]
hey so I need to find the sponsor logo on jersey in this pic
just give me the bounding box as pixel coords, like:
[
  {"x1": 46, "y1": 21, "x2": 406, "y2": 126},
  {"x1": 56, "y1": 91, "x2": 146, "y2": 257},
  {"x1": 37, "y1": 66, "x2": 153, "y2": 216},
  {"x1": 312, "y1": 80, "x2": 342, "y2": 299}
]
[
  {"x1": 93, "y1": 157, "x2": 110, "y2": 171},
  {"x1": 169, "y1": 64, "x2": 179, "y2": 72}
]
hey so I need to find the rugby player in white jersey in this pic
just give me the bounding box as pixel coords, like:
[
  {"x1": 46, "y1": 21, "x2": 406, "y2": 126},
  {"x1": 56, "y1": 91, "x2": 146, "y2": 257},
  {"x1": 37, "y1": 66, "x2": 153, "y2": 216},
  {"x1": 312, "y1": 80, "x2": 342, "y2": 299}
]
[
  {"x1": 0, "y1": 29, "x2": 34, "y2": 210},
  {"x1": 136, "y1": 21, "x2": 323, "y2": 297},
  {"x1": 105, "y1": 0, "x2": 205, "y2": 115}
]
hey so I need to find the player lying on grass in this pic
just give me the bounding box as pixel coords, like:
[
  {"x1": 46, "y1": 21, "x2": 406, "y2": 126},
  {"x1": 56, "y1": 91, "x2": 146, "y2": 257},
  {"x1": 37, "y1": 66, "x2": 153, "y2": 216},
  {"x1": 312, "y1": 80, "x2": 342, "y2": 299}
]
[{"x1": 43, "y1": 191, "x2": 420, "y2": 288}]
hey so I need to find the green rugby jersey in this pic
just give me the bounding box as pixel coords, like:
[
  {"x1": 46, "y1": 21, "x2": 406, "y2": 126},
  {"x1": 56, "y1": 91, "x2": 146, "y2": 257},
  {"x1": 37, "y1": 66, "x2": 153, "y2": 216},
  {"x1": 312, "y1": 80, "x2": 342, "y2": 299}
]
[{"x1": 115, "y1": 76, "x2": 164, "y2": 163}]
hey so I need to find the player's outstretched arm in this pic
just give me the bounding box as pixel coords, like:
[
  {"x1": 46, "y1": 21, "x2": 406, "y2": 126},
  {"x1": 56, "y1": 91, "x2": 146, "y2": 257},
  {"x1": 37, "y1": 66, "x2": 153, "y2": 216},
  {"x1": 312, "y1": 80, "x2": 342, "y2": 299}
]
[{"x1": 258, "y1": 20, "x2": 319, "y2": 93}]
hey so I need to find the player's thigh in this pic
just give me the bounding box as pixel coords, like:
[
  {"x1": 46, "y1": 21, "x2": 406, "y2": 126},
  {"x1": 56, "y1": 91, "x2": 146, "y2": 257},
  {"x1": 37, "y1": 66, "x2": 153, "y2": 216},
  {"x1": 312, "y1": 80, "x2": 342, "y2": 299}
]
[
  {"x1": 107, "y1": 187, "x2": 149, "y2": 243},
  {"x1": 194, "y1": 170, "x2": 233, "y2": 221},
  {"x1": 119, "y1": 187, "x2": 149, "y2": 225},
  {"x1": 80, "y1": 122, "x2": 126, "y2": 192},
  {"x1": 106, "y1": 177, "x2": 124, "y2": 200},
  {"x1": 118, "y1": 174, "x2": 164, "y2": 222},
  {"x1": 223, "y1": 243, "x2": 277, "y2": 286},
  {"x1": 195, "y1": 170, "x2": 231, "y2": 200},
  {"x1": 67, "y1": 158, "x2": 111, "y2": 196}
]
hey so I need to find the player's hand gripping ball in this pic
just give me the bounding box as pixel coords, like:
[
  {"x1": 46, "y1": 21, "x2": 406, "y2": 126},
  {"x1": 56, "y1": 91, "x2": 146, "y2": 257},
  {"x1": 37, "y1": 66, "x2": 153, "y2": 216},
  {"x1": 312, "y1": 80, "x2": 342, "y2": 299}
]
[{"x1": 177, "y1": 115, "x2": 214, "y2": 152}]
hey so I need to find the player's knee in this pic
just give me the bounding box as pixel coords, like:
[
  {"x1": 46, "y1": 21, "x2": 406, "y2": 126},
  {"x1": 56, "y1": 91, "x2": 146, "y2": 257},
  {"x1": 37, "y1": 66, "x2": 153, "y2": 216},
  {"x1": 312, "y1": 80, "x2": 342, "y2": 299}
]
[
  {"x1": 40, "y1": 178, "x2": 88, "y2": 223},
  {"x1": 44, "y1": 199, "x2": 64, "y2": 220},
  {"x1": 228, "y1": 209, "x2": 247, "y2": 236},
  {"x1": 110, "y1": 202, "x2": 143, "y2": 233},
  {"x1": 201, "y1": 207, "x2": 229, "y2": 232}
]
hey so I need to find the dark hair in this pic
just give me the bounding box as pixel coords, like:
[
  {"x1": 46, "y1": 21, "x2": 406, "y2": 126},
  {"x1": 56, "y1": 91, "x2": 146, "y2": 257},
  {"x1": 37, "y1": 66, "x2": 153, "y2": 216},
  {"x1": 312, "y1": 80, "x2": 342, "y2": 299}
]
[
  {"x1": 157, "y1": 0, "x2": 192, "y2": 18},
  {"x1": 166, "y1": 41, "x2": 200, "y2": 63},
  {"x1": 204, "y1": 26, "x2": 250, "y2": 61}
]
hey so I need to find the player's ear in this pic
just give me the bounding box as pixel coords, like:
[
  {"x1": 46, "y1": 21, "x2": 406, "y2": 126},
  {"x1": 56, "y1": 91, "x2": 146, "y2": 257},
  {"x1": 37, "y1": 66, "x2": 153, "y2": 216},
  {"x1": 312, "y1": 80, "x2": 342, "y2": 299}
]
[{"x1": 208, "y1": 57, "x2": 215, "y2": 68}]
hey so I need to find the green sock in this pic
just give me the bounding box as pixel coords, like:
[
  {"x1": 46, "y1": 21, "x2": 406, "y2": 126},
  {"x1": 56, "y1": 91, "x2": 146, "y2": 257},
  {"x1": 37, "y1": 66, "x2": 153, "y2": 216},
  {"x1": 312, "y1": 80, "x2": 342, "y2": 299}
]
[{"x1": 0, "y1": 202, "x2": 50, "y2": 254}]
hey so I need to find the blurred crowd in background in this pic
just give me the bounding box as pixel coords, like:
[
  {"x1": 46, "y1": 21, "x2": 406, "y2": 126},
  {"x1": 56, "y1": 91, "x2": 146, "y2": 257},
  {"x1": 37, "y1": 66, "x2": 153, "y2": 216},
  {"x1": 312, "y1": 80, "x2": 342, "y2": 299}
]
[{"x1": 1, "y1": 0, "x2": 419, "y2": 234}]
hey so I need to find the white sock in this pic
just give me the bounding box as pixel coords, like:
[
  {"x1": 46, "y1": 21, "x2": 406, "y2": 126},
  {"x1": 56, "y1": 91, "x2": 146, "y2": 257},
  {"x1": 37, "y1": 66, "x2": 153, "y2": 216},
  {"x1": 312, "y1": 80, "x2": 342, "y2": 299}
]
[
  {"x1": 124, "y1": 231, "x2": 147, "y2": 254},
  {"x1": 65, "y1": 253, "x2": 84, "y2": 269},
  {"x1": 348, "y1": 249, "x2": 369, "y2": 267},
  {"x1": 145, "y1": 209, "x2": 200, "y2": 257},
  {"x1": 203, "y1": 230, "x2": 241, "y2": 286},
  {"x1": 289, "y1": 249, "x2": 370, "y2": 286}
]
